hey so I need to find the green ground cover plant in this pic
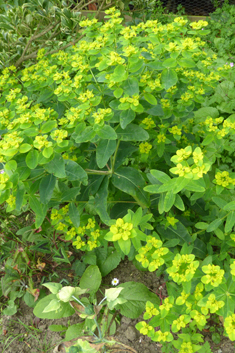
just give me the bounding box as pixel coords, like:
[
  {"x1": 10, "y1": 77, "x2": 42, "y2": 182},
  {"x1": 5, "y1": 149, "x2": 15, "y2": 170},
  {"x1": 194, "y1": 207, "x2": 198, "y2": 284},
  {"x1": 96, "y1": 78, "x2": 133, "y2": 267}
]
[
  {"x1": 198, "y1": 2, "x2": 235, "y2": 61},
  {"x1": 1, "y1": 6, "x2": 235, "y2": 352}
]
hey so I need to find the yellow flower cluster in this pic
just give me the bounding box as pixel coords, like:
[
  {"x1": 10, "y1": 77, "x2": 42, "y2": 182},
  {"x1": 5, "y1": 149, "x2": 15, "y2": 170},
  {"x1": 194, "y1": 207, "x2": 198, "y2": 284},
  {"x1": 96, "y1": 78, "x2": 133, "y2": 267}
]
[
  {"x1": 120, "y1": 26, "x2": 137, "y2": 39},
  {"x1": 64, "y1": 107, "x2": 83, "y2": 125},
  {"x1": 156, "y1": 133, "x2": 166, "y2": 144},
  {"x1": 6, "y1": 194, "x2": 16, "y2": 208},
  {"x1": 161, "y1": 99, "x2": 171, "y2": 109},
  {"x1": 170, "y1": 146, "x2": 211, "y2": 180},
  {"x1": 51, "y1": 129, "x2": 68, "y2": 143},
  {"x1": 160, "y1": 297, "x2": 174, "y2": 312},
  {"x1": 78, "y1": 90, "x2": 94, "y2": 102},
  {"x1": 168, "y1": 126, "x2": 181, "y2": 136},
  {"x1": 79, "y1": 18, "x2": 98, "y2": 27},
  {"x1": 0, "y1": 131, "x2": 23, "y2": 152},
  {"x1": 201, "y1": 264, "x2": 224, "y2": 287},
  {"x1": 136, "y1": 236, "x2": 169, "y2": 272},
  {"x1": 174, "y1": 17, "x2": 188, "y2": 25},
  {"x1": 142, "y1": 117, "x2": 156, "y2": 129},
  {"x1": 179, "y1": 342, "x2": 194, "y2": 353},
  {"x1": 122, "y1": 45, "x2": 138, "y2": 57},
  {"x1": 167, "y1": 254, "x2": 199, "y2": 284},
  {"x1": 120, "y1": 95, "x2": 139, "y2": 106},
  {"x1": 92, "y1": 108, "x2": 112, "y2": 124},
  {"x1": 202, "y1": 294, "x2": 224, "y2": 314},
  {"x1": 190, "y1": 20, "x2": 208, "y2": 30},
  {"x1": 224, "y1": 314, "x2": 235, "y2": 340},
  {"x1": 139, "y1": 142, "x2": 152, "y2": 154},
  {"x1": 5, "y1": 88, "x2": 21, "y2": 102},
  {"x1": 214, "y1": 171, "x2": 235, "y2": 188},
  {"x1": 110, "y1": 218, "x2": 133, "y2": 241},
  {"x1": 107, "y1": 51, "x2": 125, "y2": 66},
  {"x1": 33, "y1": 135, "x2": 53, "y2": 150},
  {"x1": 0, "y1": 173, "x2": 9, "y2": 190}
]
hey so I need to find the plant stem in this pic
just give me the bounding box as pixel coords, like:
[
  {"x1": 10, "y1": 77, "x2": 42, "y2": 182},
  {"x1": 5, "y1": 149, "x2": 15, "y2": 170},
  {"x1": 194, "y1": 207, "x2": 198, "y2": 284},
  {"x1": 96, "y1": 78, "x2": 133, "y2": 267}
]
[
  {"x1": 71, "y1": 295, "x2": 85, "y2": 308},
  {"x1": 98, "y1": 296, "x2": 107, "y2": 306},
  {"x1": 94, "y1": 317, "x2": 103, "y2": 339},
  {"x1": 111, "y1": 139, "x2": 120, "y2": 173}
]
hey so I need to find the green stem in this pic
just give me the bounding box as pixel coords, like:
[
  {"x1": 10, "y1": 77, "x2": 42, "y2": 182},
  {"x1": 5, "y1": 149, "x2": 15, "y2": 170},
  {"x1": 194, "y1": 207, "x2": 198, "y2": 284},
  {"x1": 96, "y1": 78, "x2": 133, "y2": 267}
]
[
  {"x1": 86, "y1": 169, "x2": 112, "y2": 175},
  {"x1": 98, "y1": 296, "x2": 107, "y2": 306},
  {"x1": 111, "y1": 139, "x2": 120, "y2": 173},
  {"x1": 94, "y1": 317, "x2": 103, "y2": 339},
  {"x1": 71, "y1": 295, "x2": 85, "y2": 308},
  {"x1": 25, "y1": 172, "x2": 46, "y2": 182}
]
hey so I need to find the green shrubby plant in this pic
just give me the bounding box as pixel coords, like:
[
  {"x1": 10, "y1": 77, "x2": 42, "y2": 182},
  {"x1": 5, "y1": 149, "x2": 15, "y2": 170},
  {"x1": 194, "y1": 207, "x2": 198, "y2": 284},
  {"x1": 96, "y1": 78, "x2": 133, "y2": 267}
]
[
  {"x1": 0, "y1": 0, "x2": 123, "y2": 69},
  {"x1": 1, "y1": 6, "x2": 235, "y2": 351},
  {"x1": 198, "y1": 3, "x2": 235, "y2": 60}
]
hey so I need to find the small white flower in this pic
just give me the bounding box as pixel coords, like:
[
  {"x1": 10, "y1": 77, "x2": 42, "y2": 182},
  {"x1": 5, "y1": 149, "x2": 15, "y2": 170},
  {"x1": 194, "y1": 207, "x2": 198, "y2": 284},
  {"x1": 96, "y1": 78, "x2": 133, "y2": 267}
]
[
  {"x1": 0, "y1": 170, "x2": 4, "y2": 174},
  {"x1": 230, "y1": 62, "x2": 234, "y2": 68},
  {"x1": 111, "y1": 278, "x2": 119, "y2": 286}
]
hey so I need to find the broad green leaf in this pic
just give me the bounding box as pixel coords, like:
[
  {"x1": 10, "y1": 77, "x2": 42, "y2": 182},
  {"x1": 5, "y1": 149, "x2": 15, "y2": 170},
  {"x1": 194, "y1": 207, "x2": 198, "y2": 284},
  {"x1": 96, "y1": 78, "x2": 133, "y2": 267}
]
[
  {"x1": 43, "y1": 147, "x2": 53, "y2": 158},
  {"x1": 80, "y1": 265, "x2": 101, "y2": 294},
  {"x1": 225, "y1": 211, "x2": 235, "y2": 233},
  {"x1": 212, "y1": 197, "x2": 227, "y2": 209},
  {"x1": 120, "y1": 109, "x2": 136, "y2": 129},
  {"x1": 113, "y1": 87, "x2": 123, "y2": 98},
  {"x1": 192, "y1": 238, "x2": 207, "y2": 259},
  {"x1": 161, "y1": 68, "x2": 178, "y2": 90},
  {"x1": 44, "y1": 153, "x2": 66, "y2": 178},
  {"x1": 15, "y1": 182, "x2": 25, "y2": 211},
  {"x1": 93, "y1": 176, "x2": 110, "y2": 225},
  {"x1": 65, "y1": 323, "x2": 85, "y2": 341},
  {"x1": 96, "y1": 139, "x2": 116, "y2": 169},
  {"x1": 150, "y1": 170, "x2": 171, "y2": 183},
  {"x1": 69, "y1": 202, "x2": 80, "y2": 228},
  {"x1": 195, "y1": 222, "x2": 208, "y2": 230},
  {"x1": 144, "y1": 93, "x2": 158, "y2": 105},
  {"x1": 121, "y1": 77, "x2": 139, "y2": 95},
  {"x1": 184, "y1": 180, "x2": 205, "y2": 192},
  {"x1": 29, "y1": 195, "x2": 47, "y2": 228},
  {"x1": 65, "y1": 160, "x2": 87, "y2": 184},
  {"x1": 206, "y1": 219, "x2": 223, "y2": 233},
  {"x1": 43, "y1": 282, "x2": 62, "y2": 294},
  {"x1": 48, "y1": 325, "x2": 67, "y2": 332},
  {"x1": 174, "y1": 194, "x2": 185, "y2": 211},
  {"x1": 158, "y1": 222, "x2": 192, "y2": 245},
  {"x1": 144, "y1": 184, "x2": 160, "y2": 193},
  {"x1": 194, "y1": 107, "x2": 219, "y2": 120},
  {"x1": 33, "y1": 294, "x2": 74, "y2": 319},
  {"x1": 178, "y1": 58, "x2": 195, "y2": 68},
  {"x1": 41, "y1": 121, "x2": 57, "y2": 133},
  {"x1": 118, "y1": 238, "x2": 131, "y2": 255},
  {"x1": 97, "y1": 250, "x2": 122, "y2": 277},
  {"x1": 39, "y1": 174, "x2": 56, "y2": 204},
  {"x1": 116, "y1": 124, "x2": 149, "y2": 141},
  {"x1": 158, "y1": 193, "x2": 165, "y2": 214},
  {"x1": 97, "y1": 125, "x2": 117, "y2": 140},
  {"x1": 26, "y1": 149, "x2": 39, "y2": 169},
  {"x1": 112, "y1": 167, "x2": 149, "y2": 208},
  {"x1": 18, "y1": 166, "x2": 31, "y2": 181},
  {"x1": 61, "y1": 187, "x2": 81, "y2": 202},
  {"x1": 224, "y1": 201, "x2": 235, "y2": 211},
  {"x1": 164, "y1": 190, "x2": 175, "y2": 212},
  {"x1": 19, "y1": 144, "x2": 32, "y2": 153},
  {"x1": 115, "y1": 282, "x2": 159, "y2": 318},
  {"x1": 162, "y1": 58, "x2": 177, "y2": 68},
  {"x1": 74, "y1": 127, "x2": 96, "y2": 143}
]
